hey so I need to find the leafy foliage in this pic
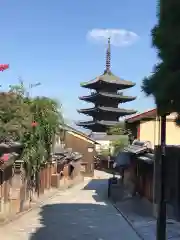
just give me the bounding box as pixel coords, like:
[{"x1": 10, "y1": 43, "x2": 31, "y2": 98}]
[
  {"x1": 0, "y1": 82, "x2": 64, "y2": 187},
  {"x1": 98, "y1": 148, "x2": 110, "y2": 158},
  {"x1": 110, "y1": 136, "x2": 129, "y2": 156},
  {"x1": 107, "y1": 122, "x2": 131, "y2": 135},
  {"x1": 142, "y1": 1, "x2": 180, "y2": 121},
  {"x1": 0, "y1": 91, "x2": 31, "y2": 142}
]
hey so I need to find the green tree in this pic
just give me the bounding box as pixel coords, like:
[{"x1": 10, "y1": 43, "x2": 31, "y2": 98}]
[
  {"x1": 110, "y1": 136, "x2": 128, "y2": 156},
  {"x1": 142, "y1": 1, "x2": 180, "y2": 120},
  {"x1": 22, "y1": 96, "x2": 64, "y2": 193},
  {"x1": 0, "y1": 90, "x2": 31, "y2": 142},
  {"x1": 140, "y1": 2, "x2": 180, "y2": 238},
  {"x1": 0, "y1": 81, "x2": 64, "y2": 194},
  {"x1": 107, "y1": 122, "x2": 131, "y2": 135},
  {"x1": 30, "y1": 96, "x2": 64, "y2": 159}
]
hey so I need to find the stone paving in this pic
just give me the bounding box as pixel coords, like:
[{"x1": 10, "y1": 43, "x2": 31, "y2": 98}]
[
  {"x1": 0, "y1": 171, "x2": 140, "y2": 240},
  {"x1": 113, "y1": 187, "x2": 180, "y2": 239}
]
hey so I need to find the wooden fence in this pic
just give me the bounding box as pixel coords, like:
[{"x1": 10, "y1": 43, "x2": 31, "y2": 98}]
[{"x1": 0, "y1": 158, "x2": 83, "y2": 222}]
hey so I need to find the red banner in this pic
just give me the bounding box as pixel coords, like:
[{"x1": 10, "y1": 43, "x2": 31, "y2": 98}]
[{"x1": 0, "y1": 64, "x2": 9, "y2": 71}]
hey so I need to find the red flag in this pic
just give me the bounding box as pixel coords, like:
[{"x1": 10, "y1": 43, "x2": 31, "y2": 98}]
[{"x1": 0, "y1": 64, "x2": 9, "y2": 71}]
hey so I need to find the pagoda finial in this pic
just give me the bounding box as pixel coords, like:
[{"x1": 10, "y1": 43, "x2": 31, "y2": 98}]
[{"x1": 105, "y1": 37, "x2": 111, "y2": 73}]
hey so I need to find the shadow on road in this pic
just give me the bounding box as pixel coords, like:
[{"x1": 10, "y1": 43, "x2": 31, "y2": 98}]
[
  {"x1": 29, "y1": 176, "x2": 143, "y2": 240},
  {"x1": 30, "y1": 179, "x2": 112, "y2": 239},
  {"x1": 29, "y1": 203, "x2": 118, "y2": 240},
  {"x1": 28, "y1": 174, "x2": 180, "y2": 240},
  {"x1": 83, "y1": 178, "x2": 109, "y2": 202}
]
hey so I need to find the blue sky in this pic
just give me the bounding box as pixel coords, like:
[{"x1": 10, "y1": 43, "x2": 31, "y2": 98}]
[{"x1": 1, "y1": 0, "x2": 157, "y2": 126}]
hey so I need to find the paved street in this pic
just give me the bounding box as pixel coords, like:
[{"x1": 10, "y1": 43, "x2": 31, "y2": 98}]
[
  {"x1": 0, "y1": 171, "x2": 140, "y2": 240},
  {"x1": 113, "y1": 185, "x2": 180, "y2": 239}
]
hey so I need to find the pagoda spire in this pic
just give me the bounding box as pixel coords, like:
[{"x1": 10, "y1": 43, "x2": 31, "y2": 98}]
[{"x1": 105, "y1": 37, "x2": 111, "y2": 73}]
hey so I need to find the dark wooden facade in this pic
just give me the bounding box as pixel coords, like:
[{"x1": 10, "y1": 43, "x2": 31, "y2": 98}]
[
  {"x1": 154, "y1": 146, "x2": 180, "y2": 220},
  {"x1": 135, "y1": 159, "x2": 154, "y2": 201},
  {"x1": 123, "y1": 156, "x2": 153, "y2": 200},
  {"x1": 123, "y1": 146, "x2": 180, "y2": 221},
  {"x1": 64, "y1": 130, "x2": 97, "y2": 177}
]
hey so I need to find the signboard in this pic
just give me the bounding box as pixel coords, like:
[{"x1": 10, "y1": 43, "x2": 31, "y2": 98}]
[{"x1": 88, "y1": 147, "x2": 93, "y2": 153}]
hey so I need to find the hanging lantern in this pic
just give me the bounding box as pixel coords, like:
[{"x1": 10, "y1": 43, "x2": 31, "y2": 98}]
[
  {"x1": 1, "y1": 153, "x2": 9, "y2": 162},
  {"x1": 31, "y1": 121, "x2": 38, "y2": 127},
  {"x1": 0, "y1": 64, "x2": 9, "y2": 72}
]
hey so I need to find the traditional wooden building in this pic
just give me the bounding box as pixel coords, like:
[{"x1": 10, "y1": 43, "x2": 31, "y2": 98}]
[
  {"x1": 135, "y1": 146, "x2": 180, "y2": 220},
  {"x1": 77, "y1": 38, "x2": 136, "y2": 133},
  {"x1": 126, "y1": 109, "x2": 180, "y2": 147},
  {"x1": 55, "y1": 125, "x2": 98, "y2": 177},
  {"x1": 123, "y1": 111, "x2": 180, "y2": 220}
]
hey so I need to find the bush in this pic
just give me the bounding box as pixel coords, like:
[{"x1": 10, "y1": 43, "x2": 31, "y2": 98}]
[{"x1": 0, "y1": 82, "x2": 65, "y2": 192}]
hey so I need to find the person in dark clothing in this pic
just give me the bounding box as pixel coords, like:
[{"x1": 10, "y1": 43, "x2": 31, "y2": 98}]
[
  {"x1": 113, "y1": 151, "x2": 131, "y2": 184},
  {"x1": 68, "y1": 162, "x2": 75, "y2": 178}
]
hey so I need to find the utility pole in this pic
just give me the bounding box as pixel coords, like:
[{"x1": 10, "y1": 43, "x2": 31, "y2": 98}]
[
  {"x1": 156, "y1": 3, "x2": 167, "y2": 238},
  {"x1": 156, "y1": 114, "x2": 167, "y2": 240}
]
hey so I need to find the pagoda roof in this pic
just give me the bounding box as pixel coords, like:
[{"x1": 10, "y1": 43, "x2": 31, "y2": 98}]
[
  {"x1": 78, "y1": 106, "x2": 136, "y2": 116},
  {"x1": 80, "y1": 71, "x2": 135, "y2": 90},
  {"x1": 76, "y1": 120, "x2": 120, "y2": 132},
  {"x1": 79, "y1": 91, "x2": 136, "y2": 103}
]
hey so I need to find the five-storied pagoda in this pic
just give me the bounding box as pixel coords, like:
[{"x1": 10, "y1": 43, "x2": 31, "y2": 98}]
[{"x1": 77, "y1": 38, "x2": 136, "y2": 133}]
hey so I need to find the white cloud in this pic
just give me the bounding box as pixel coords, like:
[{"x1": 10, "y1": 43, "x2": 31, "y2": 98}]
[{"x1": 87, "y1": 28, "x2": 139, "y2": 47}]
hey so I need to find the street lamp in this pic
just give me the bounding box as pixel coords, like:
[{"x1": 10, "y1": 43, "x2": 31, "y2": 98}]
[
  {"x1": 27, "y1": 82, "x2": 41, "y2": 98},
  {"x1": 29, "y1": 82, "x2": 41, "y2": 88}
]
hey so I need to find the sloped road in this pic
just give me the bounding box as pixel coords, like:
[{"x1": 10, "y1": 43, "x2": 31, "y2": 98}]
[{"x1": 0, "y1": 171, "x2": 140, "y2": 240}]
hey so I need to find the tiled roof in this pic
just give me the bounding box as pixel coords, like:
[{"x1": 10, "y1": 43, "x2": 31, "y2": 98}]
[
  {"x1": 126, "y1": 109, "x2": 157, "y2": 123},
  {"x1": 78, "y1": 106, "x2": 136, "y2": 115},
  {"x1": 81, "y1": 71, "x2": 135, "y2": 89},
  {"x1": 79, "y1": 92, "x2": 136, "y2": 103}
]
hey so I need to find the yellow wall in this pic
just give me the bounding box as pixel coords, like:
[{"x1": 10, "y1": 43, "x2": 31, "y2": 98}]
[
  {"x1": 139, "y1": 118, "x2": 180, "y2": 147},
  {"x1": 140, "y1": 120, "x2": 159, "y2": 147},
  {"x1": 166, "y1": 121, "x2": 180, "y2": 145}
]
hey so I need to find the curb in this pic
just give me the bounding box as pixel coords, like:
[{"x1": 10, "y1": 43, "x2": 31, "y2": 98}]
[
  {"x1": 0, "y1": 179, "x2": 84, "y2": 227},
  {"x1": 111, "y1": 201, "x2": 144, "y2": 240}
]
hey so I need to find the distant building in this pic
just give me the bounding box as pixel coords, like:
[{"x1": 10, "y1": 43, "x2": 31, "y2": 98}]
[
  {"x1": 55, "y1": 124, "x2": 99, "y2": 177},
  {"x1": 91, "y1": 133, "x2": 128, "y2": 155}
]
